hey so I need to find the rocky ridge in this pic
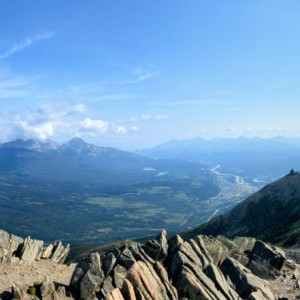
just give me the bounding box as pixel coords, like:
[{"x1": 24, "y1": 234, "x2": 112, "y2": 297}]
[
  {"x1": 1, "y1": 228, "x2": 298, "y2": 300},
  {"x1": 71, "y1": 230, "x2": 289, "y2": 300}
]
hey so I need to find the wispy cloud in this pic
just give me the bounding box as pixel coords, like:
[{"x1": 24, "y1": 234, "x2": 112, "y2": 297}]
[
  {"x1": 149, "y1": 99, "x2": 221, "y2": 107},
  {"x1": 0, "y1": 70, "x2": 35, "y2": 99},
  {"x1": 131, "y1": 114, "x2": 170, "y2": 121},
  {"x1": 116, "y1": 67, "x2": 156, "y2": 85},
  {"x1": 0, "y1": 31, "x2": 54, "y2": 61}
]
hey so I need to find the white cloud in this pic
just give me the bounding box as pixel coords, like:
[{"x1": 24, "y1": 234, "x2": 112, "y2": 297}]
[
  {"x1": 14, "y1": 116, "x2": 54, "y2": 140},
  {"x1": 133, "y1": 114, "x2": 170, "y2": 121},
  {"x1": 6, "y1": 102, "x2": 88, "y2": 141},
  {"x1": 71, "y1": 104, "x2": 87, "y2": 114},
  {"x1": 131, "y1": 126, "x2": 139, "y2": 131},
  {"x1": 114, "y1": 126, "x2": 127, "y2": 134},
  {"x1": 141, "y1": 114, "x2": 151, "y2": 120},
  {"x1": 0, "y1": 31, "x2": 54, "y2": 61},
  {"x1": 227, "y1": 126, "x2": 236, "y2": 132},
  {"x1": 80, "y1": 118, "x2": 108, "y2": 134}
]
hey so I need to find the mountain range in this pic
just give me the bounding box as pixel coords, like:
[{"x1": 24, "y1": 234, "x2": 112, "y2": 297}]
[
  {"x1": 0, "y1": 138, "x2": 254, "y2": 244},
  {"x1": 138, "y1": 137, "x2": 300, "y2": 184}
]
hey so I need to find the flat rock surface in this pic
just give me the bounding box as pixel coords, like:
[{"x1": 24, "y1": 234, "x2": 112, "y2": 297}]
[{"x1": 0, "y1": 259, "x2": 76, "y2": 295}]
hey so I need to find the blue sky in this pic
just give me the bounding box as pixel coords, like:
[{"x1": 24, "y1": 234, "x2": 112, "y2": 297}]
[{"x1": 1, "y1": 1, "x2": 300, "y2": 149}]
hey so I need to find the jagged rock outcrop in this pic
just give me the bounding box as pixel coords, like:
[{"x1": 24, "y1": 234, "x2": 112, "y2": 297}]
[
  {"x1": 1, "y1": 228, "x2": 289, "y2": 300},
  {"x1": 72, "y1": 230, "x2": 287, "y2": 300},
  {"x1": 0, "y1": 229, "x2": 70, "y2": 264}
]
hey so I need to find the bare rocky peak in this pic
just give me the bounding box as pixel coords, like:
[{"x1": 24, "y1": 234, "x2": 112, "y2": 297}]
[
  {"x1": 0, "y1": 137, "x2": 127, "y2": 159},
  {"x1": 0, "y1": 139, "x2": 60, "y2": 152}
]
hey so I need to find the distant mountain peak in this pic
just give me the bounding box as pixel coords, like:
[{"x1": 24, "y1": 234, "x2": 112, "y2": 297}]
[
  {"x1": 0, "y1": 138, "x2": 59, "y2": 152},
  {"x1": 65, "y1": 137, "x2": 87, "y2": 147}
]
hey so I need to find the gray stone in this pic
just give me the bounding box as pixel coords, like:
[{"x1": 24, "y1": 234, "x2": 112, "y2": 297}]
[
  {"x1": 20, "y1": 237, "x2": 44, "y2": 261},
  {"x1": 105, "y1": 288, "x2": 125, "y2": 300},
  {"x1": 129, "y1": 243, "x2": 155, "y2": 265},
  {"x1": 80, "y1": 270, "x2": 102, "y2": 299},
  {"x1": 220, "y1": 257, "x2": 274, "y2": 300},
  {"x1": 9, "y1": 234, "x2": 24, "y2": 254},
  {"x1": 250, "y1": 240, "x2": 286, "y2": 271},
  {"x1": 40, "y1": 276, "x2": 56, "y2": 300},
  {"x1": 53, "y1": 286, "x2": 66, "y2": 300},
  {"x1": 202, "y1": 236, "x2": 230, "y2": 266},
  {"x1": 142, "y1": 230, "x2": 168, "y2": 261},
  {"x1": 0, "y1": 246, "x2": 8, "y2": 258},
  {"x1": 118, "y1": 248, "x2": 136, "y2": 270},
  {"x1": 12, "y1": 283, "x2": 24, "y2": 300},
  {"x1": 232, "y1": 253, "x2": 249, "y2": 266},
  {"x1": 0, "y1": 230, "x2": 10, "y2": 249},
  {"x1": 101, "y1": 275, "x2": 114, "y2": 296},
  {"x1": 51, "y1": 241, "x2": 70, "y2": 264},
  {"x1": 90, "y1": 252, "x2": 102, "y2": 275},
  {"x1": 204, "y1": 263, "x2": 239, "y2": 299},
  {"x1": 42, "y1": 243, "x2": 54, "y2": 259},
  {"x1": 102, "y1": 252, "x2": 117, "y2": 275},
  {"x1": 233, "y1": 237, "x2": 256, "y2": 254},
  {"x1": 114, "y1": 264, "x2": 128, "y2": 289}
]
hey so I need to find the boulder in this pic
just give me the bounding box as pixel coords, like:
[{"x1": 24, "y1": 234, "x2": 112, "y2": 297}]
[
  {"x1": 129, "y1": 243, "x2": 155, "y2": 265},
  {"x1": 42, "y1": 243, "x2": 54, "y2": 259},
  {"x1": 0, "y1": 246, "x2": 8, "y2": 258},
  {"x1": 114, "y1": 264, "x2": 128, "y2": 289},
  {"x1": 80, "y1": 270, "x2": 103, "y2": 299},
  {"x1": 0, "y1": 230, "x2": 10, "y2": 249},
  {"x1": 54, "y1": 286, "x2": 66, "y2": 300},
  {"x1": 142, "y1": 230, "x2": 168, "y2": 261},
  {"x1": 102, "y1": 252, "x2": 117, "y2": 275},
  {"x1": 169, "y1": 240, "x2": 229, "y2": 300},
  {"x1": 250, "y1": 240, "x2": 286, "y2": 270},
  {"x1": 12, "y1": 283, "x2": 24, "y2": 300},
  {"x1": 40, "y1": 276, "x2": 56, "y2": 300},
  {"x1": 202, "y1": 236, "x2": 230, "y2": 266},
  {"x1": 125, "y1": 261, "x2": 174, "y2": 300},
  {"x1": 247, "y1": 240, "x2": 286, "y2": 279},
  {"x1": 9, "y1": 234, "x2": 24, "y2": 254},
  {"x1": 101, "y1": 275, "x2": 114, "y2": 296},
  {"x1": 50, "y1": 241, "x2": 70, "y2": 264},
  {"x1": 118, "y1": 247, "x2": 136, "y2": 270},
  {"x1": 203, "y1": 263, "x2": 239, "y2": 299},
  {"x1": 19, "y1": 237, "x2": 44, "y2": 261},
  {"x1": 71, "y1": 252, "x2": 104, "y2": 293},
  {"x1": 220, "y1": 257, "x2": 274, "y2": 300},
  {"x1": 233, "y1": 237, "x2": 256, "y2": 254}
]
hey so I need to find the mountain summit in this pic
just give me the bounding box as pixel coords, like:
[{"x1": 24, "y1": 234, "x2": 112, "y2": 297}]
[{"x1": 185, "y1": 170, "x2": 300, "y2": 247}]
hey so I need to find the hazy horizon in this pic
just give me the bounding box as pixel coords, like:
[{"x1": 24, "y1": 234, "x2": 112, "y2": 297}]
[{"x1": 1, "y1": 1, "x2": 300, "y2": 149}]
